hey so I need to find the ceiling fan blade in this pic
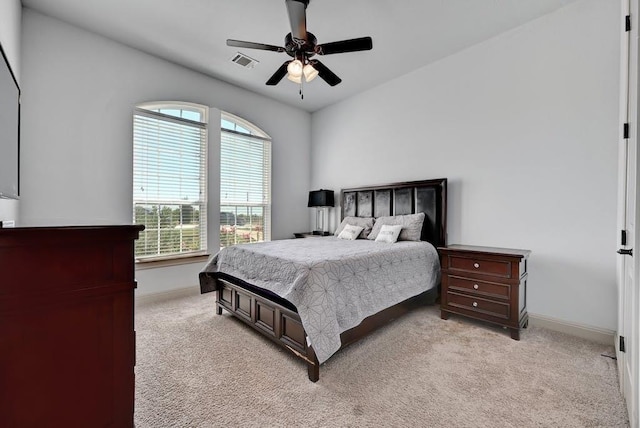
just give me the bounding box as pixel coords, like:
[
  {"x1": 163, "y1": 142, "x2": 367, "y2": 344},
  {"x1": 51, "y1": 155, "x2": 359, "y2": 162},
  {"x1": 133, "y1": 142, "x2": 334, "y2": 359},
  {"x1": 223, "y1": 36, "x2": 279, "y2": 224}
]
[
  {"x1": 266, "y1": 61, "x2": 292, "y2": 86},
  {"x1": 315, "y1": 37, "x2": 373, "y2": 55},
  {"x1": 309, "y1": 60, "x2": 342, "y2": 86},
  {"x1": 285, "y1": 0, "x2": 308, "y2": 42},
  {"x1": 227, "y1": 39, "x2": 285, "y2": 53}
]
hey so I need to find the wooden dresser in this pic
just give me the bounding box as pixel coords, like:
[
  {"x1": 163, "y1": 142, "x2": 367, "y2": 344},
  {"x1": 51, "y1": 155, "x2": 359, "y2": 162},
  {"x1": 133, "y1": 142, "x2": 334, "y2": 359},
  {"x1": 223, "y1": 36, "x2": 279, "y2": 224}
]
[
  {"x1": 0, "y1": 225, "x2": 143, "y2": 427},
  {"x1": 438, "y1": 244, "x2": 531, "y2": 340}
]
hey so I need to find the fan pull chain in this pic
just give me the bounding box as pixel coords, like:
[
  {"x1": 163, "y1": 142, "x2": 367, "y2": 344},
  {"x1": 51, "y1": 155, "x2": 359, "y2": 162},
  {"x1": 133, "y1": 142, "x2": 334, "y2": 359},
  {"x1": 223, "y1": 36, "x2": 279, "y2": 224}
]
[{"x1": 299, "y1": 75, "x2": 304, "y2": 99}]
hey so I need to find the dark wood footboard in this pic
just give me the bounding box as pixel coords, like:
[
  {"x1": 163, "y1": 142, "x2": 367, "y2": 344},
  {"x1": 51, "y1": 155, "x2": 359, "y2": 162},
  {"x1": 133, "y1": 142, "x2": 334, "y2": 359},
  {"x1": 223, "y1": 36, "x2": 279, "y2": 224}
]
[
  {"x1": 202, "y1": 272, "x2": 437, "y2": 382},
  {"x1": 214, "y1": 275, "x2": 320, "y2": 381}
]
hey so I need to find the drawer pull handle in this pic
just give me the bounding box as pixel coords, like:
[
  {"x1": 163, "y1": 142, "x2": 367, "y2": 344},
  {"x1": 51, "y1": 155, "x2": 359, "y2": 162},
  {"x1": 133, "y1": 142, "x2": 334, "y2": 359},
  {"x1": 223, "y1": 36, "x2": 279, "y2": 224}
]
[
  {"x1": 473, "y1": 284, "x2": 479, "y2": 290},
  {"x1": 473, "y1": 263, "x2": 480, "y2": 268},
  {"x1": 472, "y1": 302, "x2": 478, "y2": 307}
]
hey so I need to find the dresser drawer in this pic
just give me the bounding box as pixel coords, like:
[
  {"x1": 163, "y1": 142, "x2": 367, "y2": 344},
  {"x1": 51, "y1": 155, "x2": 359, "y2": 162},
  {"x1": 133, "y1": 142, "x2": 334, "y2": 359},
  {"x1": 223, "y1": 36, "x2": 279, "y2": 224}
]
[
  {"x1": 446, "y1": 292, "x2": 510, "y2": 320},
  {"x1": 447, "y1": 276, "x2": 510, "y2": 300},
  {"x1": 448, "y1": 255, "x2": 511, "y2": 278}
]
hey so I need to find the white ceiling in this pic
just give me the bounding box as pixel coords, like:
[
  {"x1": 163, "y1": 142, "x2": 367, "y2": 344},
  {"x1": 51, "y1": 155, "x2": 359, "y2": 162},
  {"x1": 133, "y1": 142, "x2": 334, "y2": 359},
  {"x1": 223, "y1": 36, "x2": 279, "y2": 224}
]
[{"x1": 21, "y1": 0, "x2": 579, "y2": 112}]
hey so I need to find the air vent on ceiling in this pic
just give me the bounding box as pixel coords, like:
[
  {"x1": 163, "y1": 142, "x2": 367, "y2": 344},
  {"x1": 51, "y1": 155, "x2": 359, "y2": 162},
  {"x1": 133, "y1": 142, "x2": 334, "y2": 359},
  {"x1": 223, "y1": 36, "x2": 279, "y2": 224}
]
[{"x1": 230, "y1": 52, "x2": 259, "y2": 68}]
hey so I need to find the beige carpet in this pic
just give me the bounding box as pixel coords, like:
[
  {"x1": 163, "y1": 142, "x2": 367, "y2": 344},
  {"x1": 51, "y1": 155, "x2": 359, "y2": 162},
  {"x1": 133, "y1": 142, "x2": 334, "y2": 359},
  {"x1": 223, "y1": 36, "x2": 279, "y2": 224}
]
[{"x1": 134, "y1": 293, "x2": 628, "y2": 427}]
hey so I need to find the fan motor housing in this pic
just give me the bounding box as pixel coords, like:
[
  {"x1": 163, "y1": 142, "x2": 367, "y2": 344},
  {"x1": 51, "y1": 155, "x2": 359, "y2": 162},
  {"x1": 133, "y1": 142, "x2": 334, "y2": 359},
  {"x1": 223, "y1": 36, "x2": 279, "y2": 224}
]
[{"x1": 284, "y1": 32, "x2": 317, "y2": 58}]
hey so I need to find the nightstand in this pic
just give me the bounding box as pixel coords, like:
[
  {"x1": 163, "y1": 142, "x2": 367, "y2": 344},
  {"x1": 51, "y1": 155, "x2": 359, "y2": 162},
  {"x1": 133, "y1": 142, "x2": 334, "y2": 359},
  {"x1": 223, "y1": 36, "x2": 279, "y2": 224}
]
[
  {"x1": 438, "y1": 244, "x2": 531, "y2": 340},
  {"x1": 294, "y1": 232, "x2": 331, "y2": 238}
]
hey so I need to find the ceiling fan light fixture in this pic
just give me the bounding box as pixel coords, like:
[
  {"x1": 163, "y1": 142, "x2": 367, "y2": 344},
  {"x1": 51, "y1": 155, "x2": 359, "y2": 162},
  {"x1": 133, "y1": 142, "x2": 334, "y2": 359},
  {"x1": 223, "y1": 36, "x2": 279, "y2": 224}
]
[
  {"x1": 303, "y1": 63, "x2": 319, "y2": 82},
  {"x1": 287, "y1": 59, "x2": 303, "y2": 78},
  {"x1": 287, "y1": 73, "x2": 302, "y2": 83}
]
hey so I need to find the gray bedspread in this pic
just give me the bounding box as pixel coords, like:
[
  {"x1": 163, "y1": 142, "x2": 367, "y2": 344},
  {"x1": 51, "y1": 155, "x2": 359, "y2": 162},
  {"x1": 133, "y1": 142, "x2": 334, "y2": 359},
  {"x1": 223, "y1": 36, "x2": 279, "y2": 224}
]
[{"x1": 202, "y1": 237, "x2": 440, "y2": 364}]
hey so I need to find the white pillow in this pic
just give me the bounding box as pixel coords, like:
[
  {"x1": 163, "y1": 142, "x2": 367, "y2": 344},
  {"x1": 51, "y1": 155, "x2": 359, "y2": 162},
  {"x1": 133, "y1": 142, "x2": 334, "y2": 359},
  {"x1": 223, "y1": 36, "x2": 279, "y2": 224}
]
[
  {"x1": 334, "y1": 216, "x2": 374, "y2": 239},
  {"x1": 374, "y1": 224, "x2": 402, "y2": 243},
  {"x1": 337, "y1": 224, "x2": 365, "y2": 240}
]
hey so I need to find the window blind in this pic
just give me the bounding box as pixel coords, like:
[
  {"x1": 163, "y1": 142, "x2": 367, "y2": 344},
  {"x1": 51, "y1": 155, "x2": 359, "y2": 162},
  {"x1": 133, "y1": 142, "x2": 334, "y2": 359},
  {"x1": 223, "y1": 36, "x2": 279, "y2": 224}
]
[
  {"x1": 220, "y1": 129, "x2": 271, "y2": 247},
  {"x1": 133, "y1": 107, "x2": 208, "y2": 259}
]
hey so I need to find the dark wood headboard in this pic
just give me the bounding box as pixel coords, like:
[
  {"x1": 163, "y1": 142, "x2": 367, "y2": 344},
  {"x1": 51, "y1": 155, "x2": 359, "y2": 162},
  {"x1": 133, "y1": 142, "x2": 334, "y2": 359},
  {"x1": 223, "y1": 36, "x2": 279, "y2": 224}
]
[{"x1": 340, "y1": 178, "x2": 447, "y2": 247}]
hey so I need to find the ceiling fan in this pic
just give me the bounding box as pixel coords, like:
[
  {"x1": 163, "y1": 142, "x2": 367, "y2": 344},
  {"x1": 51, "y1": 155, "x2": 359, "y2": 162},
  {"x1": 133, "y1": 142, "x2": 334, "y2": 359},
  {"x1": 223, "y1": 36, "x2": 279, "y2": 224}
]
[{"x1": 227, "y1": 0, "x2": 373, "y2": 90}]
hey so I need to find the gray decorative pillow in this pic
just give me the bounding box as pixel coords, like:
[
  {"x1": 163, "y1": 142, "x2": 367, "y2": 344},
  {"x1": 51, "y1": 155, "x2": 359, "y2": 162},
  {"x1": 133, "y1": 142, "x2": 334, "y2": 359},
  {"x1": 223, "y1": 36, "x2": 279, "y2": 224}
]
[
  {"x1": 337, "y1": 224, "x2": 364, "y2": 240},
  {"x1": 374, "y1": 224, "x2": 402, "y2": 243},
  {"x1": 334, "y1": 216, "x2": 374, "y2": 239},
  {"x1": 367, "y1": 212, "x2": 426, "y2": 241}
]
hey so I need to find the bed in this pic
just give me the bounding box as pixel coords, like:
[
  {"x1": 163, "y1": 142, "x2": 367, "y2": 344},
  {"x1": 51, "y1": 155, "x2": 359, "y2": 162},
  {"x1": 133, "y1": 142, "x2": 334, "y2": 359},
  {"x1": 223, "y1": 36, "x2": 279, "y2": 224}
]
[{"x1": 199, "y1": 178, "x2": 447, "y2": 381}]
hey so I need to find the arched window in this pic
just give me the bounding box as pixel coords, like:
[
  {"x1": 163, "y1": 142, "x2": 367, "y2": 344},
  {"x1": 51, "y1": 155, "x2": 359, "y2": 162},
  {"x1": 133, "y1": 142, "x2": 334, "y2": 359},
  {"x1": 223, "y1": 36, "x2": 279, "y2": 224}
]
[
  {"x1": 133, "y1": 102, "x2": 208, "y2": 260},
  {"x1": 220, "y1": 112, "x2": 271, "y2": 248}
]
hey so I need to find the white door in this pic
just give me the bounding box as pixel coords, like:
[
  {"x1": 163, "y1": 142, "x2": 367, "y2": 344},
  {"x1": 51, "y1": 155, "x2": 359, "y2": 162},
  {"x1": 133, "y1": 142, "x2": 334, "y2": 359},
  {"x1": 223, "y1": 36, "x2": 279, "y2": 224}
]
[{"x1": 617, "y1": 1, "x2": 639, "y2": 426}]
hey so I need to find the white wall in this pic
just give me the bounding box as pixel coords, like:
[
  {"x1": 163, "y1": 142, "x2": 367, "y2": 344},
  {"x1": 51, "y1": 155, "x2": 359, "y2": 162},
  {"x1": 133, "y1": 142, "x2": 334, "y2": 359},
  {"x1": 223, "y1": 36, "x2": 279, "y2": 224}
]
[
  {"x1": 20, "y1": 9, "x2": 312, "y2": 296},
  {"x1": 311, "y1": 0, "x2": 620, "y2": 331},
  {"x1": 0, "y1": 0, "x2": 21, "y2": 224}
]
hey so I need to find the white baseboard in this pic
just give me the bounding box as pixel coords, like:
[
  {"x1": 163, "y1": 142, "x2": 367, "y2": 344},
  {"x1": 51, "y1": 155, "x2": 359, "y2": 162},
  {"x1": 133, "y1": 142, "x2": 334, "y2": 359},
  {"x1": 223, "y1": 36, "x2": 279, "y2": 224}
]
[
  {"x1": 135, "y1": 285, "x2": 201, "y2": 306},
  {"x1": 528, "y1": 313, "x2": 615, "y2": 346}
]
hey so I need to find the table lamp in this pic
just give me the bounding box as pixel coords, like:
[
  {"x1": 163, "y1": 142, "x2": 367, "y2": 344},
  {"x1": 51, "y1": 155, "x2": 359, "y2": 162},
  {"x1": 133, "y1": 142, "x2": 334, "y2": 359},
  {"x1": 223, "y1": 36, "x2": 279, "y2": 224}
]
[{"x1": 307, "y1": 189, "x2": 334, "y2": 235}]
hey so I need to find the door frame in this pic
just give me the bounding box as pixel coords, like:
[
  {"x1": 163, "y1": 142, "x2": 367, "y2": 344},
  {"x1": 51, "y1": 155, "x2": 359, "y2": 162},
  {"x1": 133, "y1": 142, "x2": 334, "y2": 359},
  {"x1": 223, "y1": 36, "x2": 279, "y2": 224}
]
[{"x1": 617, "y1": 1, "x2": 639, "y2": 426}]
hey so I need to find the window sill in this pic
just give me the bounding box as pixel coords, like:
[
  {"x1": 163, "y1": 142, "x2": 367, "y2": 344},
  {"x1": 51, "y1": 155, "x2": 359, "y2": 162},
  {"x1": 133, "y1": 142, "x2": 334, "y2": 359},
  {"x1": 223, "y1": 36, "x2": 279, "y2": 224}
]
[{"x1": 135, "y1": 254, "x2": 210, "y2": 270}]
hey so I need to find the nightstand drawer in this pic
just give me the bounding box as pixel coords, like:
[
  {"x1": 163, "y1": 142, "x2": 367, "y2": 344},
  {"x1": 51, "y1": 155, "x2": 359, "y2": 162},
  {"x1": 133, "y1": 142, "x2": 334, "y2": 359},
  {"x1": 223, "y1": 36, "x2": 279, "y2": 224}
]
[
  {"x1": 448, "y1": 255, "x2": 511, "y2": 278},
  {"x1": 447, "y1": 292, "x2": 510, "y2": 319},
  {"x1": 448, "y1": 276, "x2": 510, "y2": 300}
]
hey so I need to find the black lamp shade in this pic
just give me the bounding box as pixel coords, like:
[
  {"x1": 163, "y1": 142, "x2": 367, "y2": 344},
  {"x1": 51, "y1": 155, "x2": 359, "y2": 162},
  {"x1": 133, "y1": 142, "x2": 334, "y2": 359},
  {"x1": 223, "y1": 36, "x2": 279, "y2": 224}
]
[{"x1": 308, "y1": 189, "x2": 334, "y2": 207}]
